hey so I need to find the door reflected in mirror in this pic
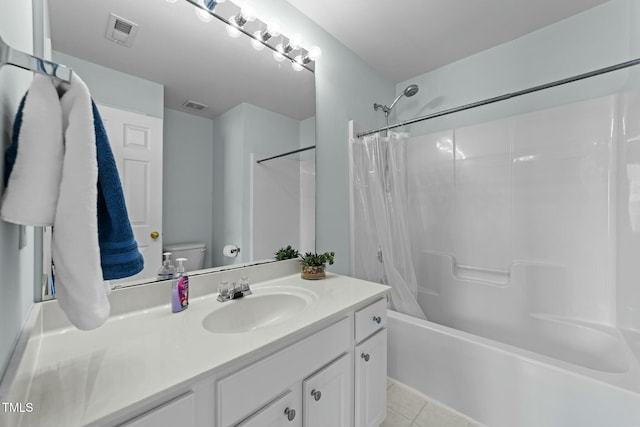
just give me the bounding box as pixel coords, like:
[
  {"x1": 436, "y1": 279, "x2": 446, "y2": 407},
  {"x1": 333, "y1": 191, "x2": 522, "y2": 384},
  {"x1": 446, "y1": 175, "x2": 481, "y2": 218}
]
[{"x1": 45, "y1": 0, "x2": 315, "y2": 293}]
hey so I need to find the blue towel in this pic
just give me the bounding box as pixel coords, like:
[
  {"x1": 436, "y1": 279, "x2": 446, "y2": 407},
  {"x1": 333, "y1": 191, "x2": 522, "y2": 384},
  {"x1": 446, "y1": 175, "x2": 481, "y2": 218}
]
[
  {"x1": 3, "y1": 95, "x2": 26, "y2": 187},
  {"x1": 92, "y1": 102, "x2": 144, "y2": 280},
  {"x1": 4, "y1": 95, "x2": 144, "y2": 280}
]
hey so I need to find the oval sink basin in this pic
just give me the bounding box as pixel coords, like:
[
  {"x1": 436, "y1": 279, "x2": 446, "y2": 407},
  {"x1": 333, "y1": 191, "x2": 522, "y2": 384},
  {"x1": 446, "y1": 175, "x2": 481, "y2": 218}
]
[{"x1": 202, "y1": 287, "x2": 316, "y2": 334}]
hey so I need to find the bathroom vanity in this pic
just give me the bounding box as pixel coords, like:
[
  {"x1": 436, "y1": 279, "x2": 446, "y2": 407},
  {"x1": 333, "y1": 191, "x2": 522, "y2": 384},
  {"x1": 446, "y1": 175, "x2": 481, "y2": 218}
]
[{"x1": 0, "y1": 260, "x2": 389, "y2": 427}]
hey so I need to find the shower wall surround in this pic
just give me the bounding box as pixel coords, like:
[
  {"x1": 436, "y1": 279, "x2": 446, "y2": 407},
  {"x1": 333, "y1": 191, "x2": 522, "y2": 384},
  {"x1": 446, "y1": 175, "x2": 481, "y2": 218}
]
[
  {"x1": 350, "y1": 90, "x2": 640, "y2": 366},
  {"x1": 407, "y1": 93, "x2": 618, "y2": 328}
]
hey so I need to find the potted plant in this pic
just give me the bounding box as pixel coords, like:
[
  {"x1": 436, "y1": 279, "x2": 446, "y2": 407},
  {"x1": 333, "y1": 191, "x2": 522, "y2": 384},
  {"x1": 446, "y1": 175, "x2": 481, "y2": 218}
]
[
  {"x1": 274, "y1": 245, "x2": 299, "y2": 260},
  {"x1": 300, "y1": 251, "x2": 335, "y2": 280}
]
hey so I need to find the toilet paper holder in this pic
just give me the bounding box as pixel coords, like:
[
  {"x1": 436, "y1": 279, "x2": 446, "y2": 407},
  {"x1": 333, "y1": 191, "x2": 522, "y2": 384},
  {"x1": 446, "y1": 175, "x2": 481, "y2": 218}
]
[{"x1": 223, "y1": 244, "x2": 240, "y2": 257}]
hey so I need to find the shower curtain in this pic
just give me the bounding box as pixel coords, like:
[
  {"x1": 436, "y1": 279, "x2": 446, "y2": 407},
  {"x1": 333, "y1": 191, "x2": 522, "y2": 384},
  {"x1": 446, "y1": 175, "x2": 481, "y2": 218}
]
[{"x1": 352, "y1": 132, "x2": 426, "y2": 319}]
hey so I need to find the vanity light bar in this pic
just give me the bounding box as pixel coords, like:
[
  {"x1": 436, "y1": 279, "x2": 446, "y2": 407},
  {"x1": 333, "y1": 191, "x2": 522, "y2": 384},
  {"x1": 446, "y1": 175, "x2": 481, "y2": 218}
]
[{"x1": 182, "y1": 0, "x2": 320, "y2": 73}]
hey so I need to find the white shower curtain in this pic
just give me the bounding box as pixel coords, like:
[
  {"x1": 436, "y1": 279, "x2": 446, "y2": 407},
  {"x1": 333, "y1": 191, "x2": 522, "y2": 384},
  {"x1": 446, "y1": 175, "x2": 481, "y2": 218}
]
[{"x1": 352, "y1": 132, "x2": 426, "y2": 319}]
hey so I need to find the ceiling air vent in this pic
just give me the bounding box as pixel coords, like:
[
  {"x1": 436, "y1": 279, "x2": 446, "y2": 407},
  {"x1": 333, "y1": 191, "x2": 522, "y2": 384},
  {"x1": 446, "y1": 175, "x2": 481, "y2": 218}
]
[
  {"x1": 105, "y1": 13, "x2": 139, "y2": 48},
  {"x1": 182, "y1": 100, "x2": 209, "y2": 111}
]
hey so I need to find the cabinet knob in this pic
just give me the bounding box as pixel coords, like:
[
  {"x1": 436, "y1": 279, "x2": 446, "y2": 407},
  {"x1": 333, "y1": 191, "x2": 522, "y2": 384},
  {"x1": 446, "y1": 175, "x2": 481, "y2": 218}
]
[
  {"x1": 150, "y1": 231, "x2": 160, "y2": 239},
  {"x1": 373, "y1": 316, "x2": 382, "y2": 324},
  {"x1": 284, "y1": 407, "x2": 296, "y2": 421},
  {"x1": 361, "y1": 352, "x2": 370, "y2": 362},
  {"x1": 311, "y1": 389, "x2": 322, "y2": 401}
]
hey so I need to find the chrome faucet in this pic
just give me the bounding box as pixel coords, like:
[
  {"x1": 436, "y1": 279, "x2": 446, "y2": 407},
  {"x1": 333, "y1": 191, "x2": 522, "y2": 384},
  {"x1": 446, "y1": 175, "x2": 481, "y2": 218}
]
[{"x1": 217, "y1": 277, "x2": 252, "y2": 302}]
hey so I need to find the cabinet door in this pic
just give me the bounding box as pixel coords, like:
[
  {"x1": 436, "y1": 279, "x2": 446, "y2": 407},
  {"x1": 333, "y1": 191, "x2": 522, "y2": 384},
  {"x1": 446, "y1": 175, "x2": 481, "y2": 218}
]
[
  {"x1": 119, "y1": 392, "x2": 195, "y2": 427},
  {"x1": 303, "y1": 353, "x2": 352, "y2": 427},
  {"x1": 355, "y1": 329, "x2": 387, "y2": 427},
  {"x1": 237, "y1": 390, "x2": 301, "y2": 427}
]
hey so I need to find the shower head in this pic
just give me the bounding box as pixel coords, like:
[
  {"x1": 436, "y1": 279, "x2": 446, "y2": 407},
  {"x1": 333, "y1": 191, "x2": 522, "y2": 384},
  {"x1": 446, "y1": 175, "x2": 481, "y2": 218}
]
[
  {"x1": 404, "y1": 84, "x2": 419, "y2": 97},
  {"x1": 388, "y1": 84, "x2": 420, "y2": 111}
]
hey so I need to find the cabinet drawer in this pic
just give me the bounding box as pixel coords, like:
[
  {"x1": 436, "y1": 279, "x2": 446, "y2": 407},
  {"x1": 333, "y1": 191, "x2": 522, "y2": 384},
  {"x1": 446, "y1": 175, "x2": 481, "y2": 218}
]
[
  {"x1": 355, "y1": 298, "x2": 386, "y2": 342},
  {"x1": 217, "y1": 317, "x2": 351, "y2": 427}
]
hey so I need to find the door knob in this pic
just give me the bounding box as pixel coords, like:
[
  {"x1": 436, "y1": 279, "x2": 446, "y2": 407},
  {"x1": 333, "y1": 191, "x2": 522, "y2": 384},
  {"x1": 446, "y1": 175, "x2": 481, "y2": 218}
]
[
  {"x1": 311, "y1": 389, "x2": 322, "y2": 401},
  {"x1": 361, "y1": 353, "x2": 370, "y2": 362},
  {"x1": 150, "y1": 231, "x2": 160, "y2": 239}
]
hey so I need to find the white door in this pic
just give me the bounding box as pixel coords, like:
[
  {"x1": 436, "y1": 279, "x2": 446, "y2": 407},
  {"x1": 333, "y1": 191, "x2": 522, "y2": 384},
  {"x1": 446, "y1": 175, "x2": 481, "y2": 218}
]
[
  {"x1": 98, "y1": 104, "x2": 163, "y2": 281},
  {"x1": 355, "y1": 329, "x2": 388, "y2": 427},
  {"x1": 303, "y1": 353, "x2": 352, "y2": 427}
]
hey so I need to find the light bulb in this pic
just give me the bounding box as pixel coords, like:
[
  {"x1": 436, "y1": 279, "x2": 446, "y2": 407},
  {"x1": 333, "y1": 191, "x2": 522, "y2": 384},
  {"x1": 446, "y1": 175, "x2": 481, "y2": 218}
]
[
  {"x1": 273, "y1": 50, "x2": 286, "y2": 62},
  {"x1": 226, "y1": 16, "x2": 241, "y2": 37},
  {"x1": 292, "y1": 55, "x2": 304, "y2": 71},
  {"x1": 266, "y1": 22, "x2": 281, "y2": 38},
  {"x1": 273, "y1": 43, "x2": 287, "y2": 62},
  {"x1": 251, "y1": 31, "x2": 265, "y2": 51},
  {"x1": 307, "y1": 46, "x2": 322, "y2": 61},
  {"x1": 196, "y1": 8, "x2": 213, "y2": 22},
  {"x1": 166, "y1": 0, "x2": 178, "y2": 3},
  {"x1": 241, "y1": 6, "x2": 256, "y2": 22},
  {"x1": 289, "y1": 34, "x2": 302, "y2": 50}
]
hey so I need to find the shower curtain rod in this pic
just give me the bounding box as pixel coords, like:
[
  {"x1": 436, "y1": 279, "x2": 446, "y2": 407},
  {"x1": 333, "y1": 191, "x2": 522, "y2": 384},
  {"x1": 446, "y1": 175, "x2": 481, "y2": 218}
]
[
  {"x1": 0, "y1": 34, "x2": 72, "y2": 82},
  {"x1": 356, "y1": 57, "x2": 640, "y2": 138},
  {"x1": 256, "y1": 145, "x2": 316, "y2": 164}
]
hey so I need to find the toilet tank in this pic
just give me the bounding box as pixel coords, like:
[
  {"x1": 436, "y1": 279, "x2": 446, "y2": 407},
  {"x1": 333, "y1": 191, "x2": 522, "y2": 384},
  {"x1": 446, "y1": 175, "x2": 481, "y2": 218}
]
[{"x1": 163, "y1": 242, "x2": 207, "y2": 272}]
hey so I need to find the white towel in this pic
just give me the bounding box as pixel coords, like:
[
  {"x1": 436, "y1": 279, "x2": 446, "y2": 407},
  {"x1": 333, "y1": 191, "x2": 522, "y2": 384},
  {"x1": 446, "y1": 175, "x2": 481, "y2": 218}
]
[
  {"x1": 0, "y1": 74, "x2": 63, "y2": 225},
  {"x1": 52, "y1": 72, "x2": 110, "y2": 330}
]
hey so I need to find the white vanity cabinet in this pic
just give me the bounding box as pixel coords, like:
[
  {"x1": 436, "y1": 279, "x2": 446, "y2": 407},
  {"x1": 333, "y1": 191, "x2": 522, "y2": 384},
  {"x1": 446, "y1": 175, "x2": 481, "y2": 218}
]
[
  {"x1": 236, "y1": 354, "x2": 352, "y2": 427},
  {"x1": 215, "y1": 297, "x2": 387, "y2": 427},
  {"x1": 216, "y1": 317, "x2": 352, "y2": 427},
  {"x1": 3, "y1": 269, "x2": 391, "y2": 427},
  {"x1": 354, "y1": 298, "x2": 388, "y2": 427}
]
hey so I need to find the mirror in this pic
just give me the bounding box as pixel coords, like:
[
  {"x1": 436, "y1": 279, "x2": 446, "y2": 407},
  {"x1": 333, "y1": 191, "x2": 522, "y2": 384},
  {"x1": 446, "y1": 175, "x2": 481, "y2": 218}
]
[{"x1": 45, "y1": 0, "x2": 315, "y2": 291}]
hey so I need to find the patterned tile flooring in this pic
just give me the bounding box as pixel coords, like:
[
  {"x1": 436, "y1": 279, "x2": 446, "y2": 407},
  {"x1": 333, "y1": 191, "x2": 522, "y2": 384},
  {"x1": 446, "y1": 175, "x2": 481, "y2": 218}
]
[{"x1": 382, "y1": 379, "x2": 484, "y2": 427}]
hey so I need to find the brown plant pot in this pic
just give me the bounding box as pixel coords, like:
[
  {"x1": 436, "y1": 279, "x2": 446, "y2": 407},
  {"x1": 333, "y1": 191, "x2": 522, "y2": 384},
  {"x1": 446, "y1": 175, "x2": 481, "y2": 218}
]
[{"x1": 301, "y1": 264, "x2": 326, "y2": 280}]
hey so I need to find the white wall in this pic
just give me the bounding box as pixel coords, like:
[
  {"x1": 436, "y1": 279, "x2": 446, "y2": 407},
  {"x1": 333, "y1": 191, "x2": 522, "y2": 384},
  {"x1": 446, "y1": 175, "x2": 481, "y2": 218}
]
[
  {"x1": 251, "y1": 157, "x2": 302, "y2": 259},
  {"x1": 162, "y1": 108, "x2": 214, "y2": 268},
  {"x1": 243, "y1": 104, "x2": 302, "y2": 260},
  {"x1": 0, "y1": 0, "x2": 36, "y2": 380},
  {"x1": 299, "y1": 117, "x2": 316, "y2": 254},
  {"x1": 52, "y1": 51, "x2": 164, "y2": 119},
  {"x1": 212, "y1": 103, "x2": 307, "y2": 265}
]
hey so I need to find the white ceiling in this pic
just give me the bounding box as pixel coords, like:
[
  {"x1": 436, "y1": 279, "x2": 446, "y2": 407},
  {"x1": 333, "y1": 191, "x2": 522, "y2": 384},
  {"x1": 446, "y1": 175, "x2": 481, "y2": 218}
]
[
  {"x1": 285, "y1": 0, "x2": 610, "y2": 83},
  {"x1": 48, "y1": 0, "x2": 315, "y2": 120}
]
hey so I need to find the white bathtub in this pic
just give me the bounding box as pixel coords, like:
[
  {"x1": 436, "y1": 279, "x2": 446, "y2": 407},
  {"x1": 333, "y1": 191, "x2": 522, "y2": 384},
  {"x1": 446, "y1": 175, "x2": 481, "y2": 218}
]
[{"x1": 387, "y1": 310, "x2": 640, "y2": 427}]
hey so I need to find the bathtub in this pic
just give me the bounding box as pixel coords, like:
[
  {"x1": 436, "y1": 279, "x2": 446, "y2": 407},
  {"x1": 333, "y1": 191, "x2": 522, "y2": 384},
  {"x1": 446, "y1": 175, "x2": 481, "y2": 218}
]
[{"x1": 387, "y1": 310, "x2": 640, "y2": 427}]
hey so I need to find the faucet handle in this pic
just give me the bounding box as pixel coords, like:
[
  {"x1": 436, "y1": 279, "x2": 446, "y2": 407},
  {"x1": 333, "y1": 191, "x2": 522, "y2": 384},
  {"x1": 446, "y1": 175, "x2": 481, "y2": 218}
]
[
  {"x1": 218, "y1": 281, "x2": 231, "y2": 296},
  {"x1": 239, "y1": 276, "x2": 250, "y2": 292}
]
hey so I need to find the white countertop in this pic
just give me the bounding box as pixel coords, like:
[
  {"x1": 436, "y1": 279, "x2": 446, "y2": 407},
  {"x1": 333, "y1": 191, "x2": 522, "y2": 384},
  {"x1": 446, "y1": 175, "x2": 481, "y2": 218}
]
[{"x1": 2, "y1": 272, "x2": 389, "y2": 427}]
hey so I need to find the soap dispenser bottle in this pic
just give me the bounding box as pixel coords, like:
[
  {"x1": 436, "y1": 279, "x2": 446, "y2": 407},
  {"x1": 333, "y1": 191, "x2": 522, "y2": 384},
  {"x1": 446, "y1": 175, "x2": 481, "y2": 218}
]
[
  {"x1": 157, "y1": 252, "x2": 177, "y2": 280},
  {"x1": 172, "y1": 258, "x2": 189, "y2": 313}
]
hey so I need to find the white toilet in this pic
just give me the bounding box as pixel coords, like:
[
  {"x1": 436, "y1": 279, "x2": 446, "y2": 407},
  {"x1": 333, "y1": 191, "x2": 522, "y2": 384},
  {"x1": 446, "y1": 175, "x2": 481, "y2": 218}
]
[{"x1": 163, "y1": 242, "x2": 207, "y2": 272}]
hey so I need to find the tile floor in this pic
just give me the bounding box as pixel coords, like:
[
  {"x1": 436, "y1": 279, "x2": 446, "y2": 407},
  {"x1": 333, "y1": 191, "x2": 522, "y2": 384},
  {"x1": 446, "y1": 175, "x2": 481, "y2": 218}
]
[{"x1": 382, "y1": 379, "x2": 484, "y2": 427}]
